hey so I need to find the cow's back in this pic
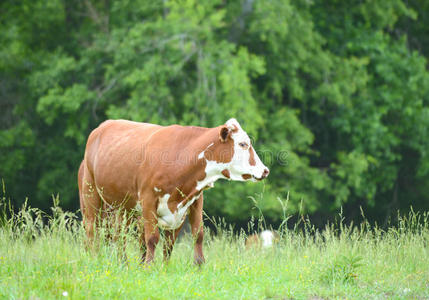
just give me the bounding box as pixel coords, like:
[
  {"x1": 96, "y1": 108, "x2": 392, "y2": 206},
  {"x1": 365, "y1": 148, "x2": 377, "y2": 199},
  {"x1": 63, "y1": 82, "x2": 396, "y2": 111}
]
[{"x1": 83, "y1": 120, "x2": 163, "y2": 206}]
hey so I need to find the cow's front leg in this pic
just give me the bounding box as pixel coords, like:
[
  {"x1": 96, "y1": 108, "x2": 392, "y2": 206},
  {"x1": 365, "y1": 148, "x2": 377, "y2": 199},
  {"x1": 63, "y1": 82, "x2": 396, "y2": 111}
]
[
  {"x1": 189, "y1": 194, "x2": 205, "y2": 265},
  {"x1": 163, "y1": 225, "x2": 184, "y2": 262},
  {"x1": 143, "y1": 209, "x2": 160, "y2": 264}
]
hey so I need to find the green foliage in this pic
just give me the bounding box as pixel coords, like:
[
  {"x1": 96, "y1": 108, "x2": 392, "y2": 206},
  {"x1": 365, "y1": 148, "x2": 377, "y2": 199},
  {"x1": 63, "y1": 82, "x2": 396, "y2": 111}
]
[{"x1": 1, "y1": 0, "x2": 429, "y2": 224}]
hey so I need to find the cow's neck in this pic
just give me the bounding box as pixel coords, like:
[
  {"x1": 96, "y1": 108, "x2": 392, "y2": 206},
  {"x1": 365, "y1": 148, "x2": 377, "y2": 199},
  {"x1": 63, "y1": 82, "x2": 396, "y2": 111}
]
[
  {"x1": 194, "y1": 127, "x2": 231, "y2": 191},
  {"x1": 170, "y1": 126, "x2": 224, "y2": 195}
]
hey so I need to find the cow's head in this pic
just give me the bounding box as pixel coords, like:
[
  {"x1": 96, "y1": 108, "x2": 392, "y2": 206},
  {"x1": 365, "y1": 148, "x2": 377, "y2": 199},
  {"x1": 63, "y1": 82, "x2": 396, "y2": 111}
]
[{"x1": 201, "y1": 118, "x2": 269, "y2": 182}]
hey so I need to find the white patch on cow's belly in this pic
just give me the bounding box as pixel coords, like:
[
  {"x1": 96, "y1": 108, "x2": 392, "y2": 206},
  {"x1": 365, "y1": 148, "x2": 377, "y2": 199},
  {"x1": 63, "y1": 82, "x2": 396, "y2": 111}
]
[
  {"x1": 154, "y1": 187, "x2": 161, "y2": 192},
  {"x1": 157, "y1": 194, "x2": 197, "y2": 230}
]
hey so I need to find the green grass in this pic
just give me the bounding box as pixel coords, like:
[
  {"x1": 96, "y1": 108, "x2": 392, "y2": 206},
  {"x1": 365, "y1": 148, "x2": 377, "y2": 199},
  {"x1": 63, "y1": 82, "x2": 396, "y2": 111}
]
[{"x1": 1, "y1": 200, "x2": 428, "y2": 299}]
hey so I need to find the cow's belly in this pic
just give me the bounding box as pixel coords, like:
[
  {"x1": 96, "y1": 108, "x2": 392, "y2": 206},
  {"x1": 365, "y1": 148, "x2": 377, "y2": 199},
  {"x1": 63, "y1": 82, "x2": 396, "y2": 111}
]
[
  {"x1": 92, "y1": 161, "x2": 139, "y2": 208},
  {"x1": 94, "y1": 180, "x2": 138, "y2": 209},
  {"x1": 156, "y1": 194, "x2": 198, "y2": 230}
]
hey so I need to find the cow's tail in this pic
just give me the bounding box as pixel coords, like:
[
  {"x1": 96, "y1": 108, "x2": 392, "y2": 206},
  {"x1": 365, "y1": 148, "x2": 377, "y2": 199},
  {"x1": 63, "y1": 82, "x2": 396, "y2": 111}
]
[{"x1": 78, "y1": 160, "x2": 85, "y2": 214}]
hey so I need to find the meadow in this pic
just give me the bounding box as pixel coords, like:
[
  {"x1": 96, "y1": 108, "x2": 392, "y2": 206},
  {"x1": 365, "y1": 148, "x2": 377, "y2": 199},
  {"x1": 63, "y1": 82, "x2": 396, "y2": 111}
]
[{"x1": 1, "y1": 197, "x2": 428, "y2": 300}]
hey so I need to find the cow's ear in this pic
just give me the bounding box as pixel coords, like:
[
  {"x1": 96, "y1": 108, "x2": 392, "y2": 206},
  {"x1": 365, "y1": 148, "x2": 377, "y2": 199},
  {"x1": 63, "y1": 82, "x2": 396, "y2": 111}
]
[{"x1": 219, "y1": 126, "x2": 231, "y2": 142}]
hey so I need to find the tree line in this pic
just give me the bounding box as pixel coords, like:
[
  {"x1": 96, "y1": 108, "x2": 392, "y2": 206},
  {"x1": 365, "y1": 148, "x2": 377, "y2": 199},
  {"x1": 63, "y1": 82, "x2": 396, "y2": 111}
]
[{"x1": 1, "y1": 0, "x2": 429, "y2": 227}]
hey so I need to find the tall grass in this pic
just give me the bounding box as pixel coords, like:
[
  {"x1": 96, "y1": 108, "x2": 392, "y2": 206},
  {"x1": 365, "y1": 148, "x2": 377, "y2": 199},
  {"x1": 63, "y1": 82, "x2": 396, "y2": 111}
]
[{"x1": 0, "y1": 194, "x2": 428, "y2": 299}]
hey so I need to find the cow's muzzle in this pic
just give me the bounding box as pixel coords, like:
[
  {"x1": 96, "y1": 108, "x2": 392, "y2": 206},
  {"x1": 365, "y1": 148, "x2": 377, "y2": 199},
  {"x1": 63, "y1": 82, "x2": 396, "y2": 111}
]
[{"x1": 255, "y1": 168, "x2": 269, "y2": 181}]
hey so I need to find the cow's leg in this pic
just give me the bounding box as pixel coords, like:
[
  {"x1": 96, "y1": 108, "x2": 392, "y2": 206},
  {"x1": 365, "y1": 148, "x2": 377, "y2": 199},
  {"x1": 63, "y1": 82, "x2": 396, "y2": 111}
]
[
  {"x1": 163, "y1": 224, "x2": 184, "y2": 262},
  {"x1": 189, "y1": 194, "x2": 205, "y2": 265},
  {"x1": 142, "y1": 200, "x2": 160, "y2": 264},
  {"x1": 138, "y1": 215, "x2": 146, "y2": 263},
  {"x1": 113, "y1": 208, "x2": 130, "y2": 263},
  {"x1": 80, "y1": 163, "x2": 102, "y2": 250}
]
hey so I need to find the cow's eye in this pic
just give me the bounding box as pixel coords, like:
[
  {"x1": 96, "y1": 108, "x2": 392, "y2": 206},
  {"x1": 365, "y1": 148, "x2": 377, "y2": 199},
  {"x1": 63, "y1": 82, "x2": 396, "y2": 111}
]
[{"x1": 239, "y1": 142, "x2": 248, "y2": 149}]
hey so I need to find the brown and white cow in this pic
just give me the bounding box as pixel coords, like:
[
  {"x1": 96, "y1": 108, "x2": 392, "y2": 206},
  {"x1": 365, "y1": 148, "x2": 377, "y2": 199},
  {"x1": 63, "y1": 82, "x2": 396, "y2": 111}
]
[
  {"x1": 78, "y1": 118, "x2": 269, "y2": 264},
  {"x1": 245, "y1": 230, "x2": 280, "y2": 249}
]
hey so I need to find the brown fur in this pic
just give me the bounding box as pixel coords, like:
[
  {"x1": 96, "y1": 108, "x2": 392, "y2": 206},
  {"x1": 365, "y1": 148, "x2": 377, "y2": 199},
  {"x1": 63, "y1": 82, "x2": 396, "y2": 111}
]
[
  {"x1": 245, "y1": 234, "x2": 261, "y2": 249},
  {"x1": 249, "y1": 147, "x2": 256, "y2": 166}
]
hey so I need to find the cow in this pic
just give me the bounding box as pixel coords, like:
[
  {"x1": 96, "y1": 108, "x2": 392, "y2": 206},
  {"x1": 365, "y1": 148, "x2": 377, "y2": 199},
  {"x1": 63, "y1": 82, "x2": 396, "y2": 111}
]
[
  {"x1": 78, "y1": 118, "x2": 269, "y2": 265},
  {"x1": 245, "y1": 230, "x2": 280, "y2": 249}
]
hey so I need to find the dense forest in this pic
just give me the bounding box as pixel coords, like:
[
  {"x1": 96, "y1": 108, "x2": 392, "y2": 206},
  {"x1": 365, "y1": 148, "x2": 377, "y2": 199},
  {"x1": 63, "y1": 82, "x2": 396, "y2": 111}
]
[{"x1": 1, "y1": 0, "x2": 429, "y2": 227}]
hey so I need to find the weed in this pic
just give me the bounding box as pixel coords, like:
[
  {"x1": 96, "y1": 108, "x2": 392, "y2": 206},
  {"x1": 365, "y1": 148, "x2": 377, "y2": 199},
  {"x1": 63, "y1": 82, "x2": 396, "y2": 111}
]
[{"x1": 320, "y1": 251, "x2": 363, "y2": 284}]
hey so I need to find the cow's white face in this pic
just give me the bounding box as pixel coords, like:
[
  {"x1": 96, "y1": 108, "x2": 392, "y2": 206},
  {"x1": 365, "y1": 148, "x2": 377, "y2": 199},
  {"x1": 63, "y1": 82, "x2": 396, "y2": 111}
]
[
  {"x1": 224, "y1": 118, "x2": 269, "y2": 182},
  {"x1": 197, "y1": 118, "x2": 269, "y2": 190}
]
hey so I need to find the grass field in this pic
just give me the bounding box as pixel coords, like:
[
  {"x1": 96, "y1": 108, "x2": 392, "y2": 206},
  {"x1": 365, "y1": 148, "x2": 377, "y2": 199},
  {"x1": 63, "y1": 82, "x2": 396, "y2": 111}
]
[{"x1": 1, "y1": 199, "x2": 428, "y2": 300}]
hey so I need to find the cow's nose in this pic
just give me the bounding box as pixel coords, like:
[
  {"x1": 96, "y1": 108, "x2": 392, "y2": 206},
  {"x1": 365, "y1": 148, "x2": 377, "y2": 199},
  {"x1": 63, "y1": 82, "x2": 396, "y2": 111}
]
[{"x1": 262, "y1": 168, "x2": 269, "y2": 178}]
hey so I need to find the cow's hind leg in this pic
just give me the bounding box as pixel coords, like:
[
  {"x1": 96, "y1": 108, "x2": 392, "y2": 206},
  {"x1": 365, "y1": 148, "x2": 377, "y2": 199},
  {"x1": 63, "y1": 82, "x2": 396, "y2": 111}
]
[
  {"x1": 142, "y1": 196, "x2": 160, "y2": 264},
  {"x1": 112, "y1": 208, "x2": 131, "y2": 263},
  {"x1": 80, "y1": 163, "x2": 102, "y2": 250},
  {"x1": 189, "y1": 194, "x2": 205, "y2": 265},
  {"x1": 163, "y1": 225, "x2": 184, "y2": 262},
  {"x1": 137, "y1": 215, "x2": 146, "y2": 263}
]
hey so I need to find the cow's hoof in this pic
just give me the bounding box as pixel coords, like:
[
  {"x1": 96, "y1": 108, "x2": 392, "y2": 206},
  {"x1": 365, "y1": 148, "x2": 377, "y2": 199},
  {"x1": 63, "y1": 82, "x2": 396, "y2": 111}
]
[{"x1": 194, "y1": 256, "x2": 205, "y2": 267}]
